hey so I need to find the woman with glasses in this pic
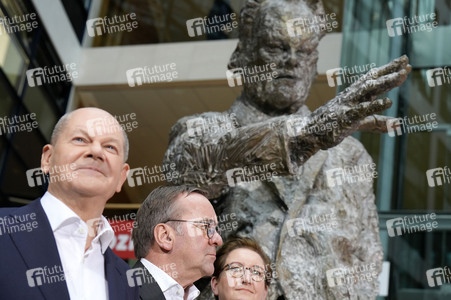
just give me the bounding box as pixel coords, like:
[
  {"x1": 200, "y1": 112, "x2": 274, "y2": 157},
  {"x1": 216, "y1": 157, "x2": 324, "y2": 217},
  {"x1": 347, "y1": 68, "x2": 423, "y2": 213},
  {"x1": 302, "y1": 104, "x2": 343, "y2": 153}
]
[{"x1": 211, "y1": 237, "x2": 272, "y2": 300}]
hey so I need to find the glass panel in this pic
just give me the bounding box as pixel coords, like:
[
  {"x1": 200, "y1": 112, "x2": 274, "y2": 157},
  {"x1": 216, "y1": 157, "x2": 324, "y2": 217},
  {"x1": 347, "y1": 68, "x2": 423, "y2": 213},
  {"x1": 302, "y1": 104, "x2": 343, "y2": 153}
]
[
  {"x1": 403, "y1": 131, "x2": 450, "y2": 211},
  {"x1": 9, "y1": 107, "x2": 46, "y2": 168},
  {"x1": 0, "y1": 146, "x2": 44, "y2": 199},
  {"x1": 401, "y1": 68, "x2": 451, "y2": 211},
  {"x1": 23, "y1": 85, "x2": 58, "y2": 141},
  {"x1": 29, "y1": 31, "x2": 72, "y2": 109},
  {"x1": 0, "y1": 0, "x2": 39, "y2": 54},
  {"x1": 90, "y1": 0, "x2": 344, "y2": 46},
  {"x1": 341, "y1": 0, "x2": 451, "y2": 212},
  {"x1": 0, "y1": 135, "x2": 6, "y2": 168},
  {"x1": 387, "y1": 230, "x2": 451, "y2": 298},
  {"x1": 0, "y1": 71, "x2": 15, "y2": 117},
  {"x1": 341, "y1": 1, "x2": 451, "y2": 299},
  {"x1": 61, "y1": 0, "x2": 90, "y2": 43},
  {"x1": 0, "y1": 22, "x2": 28, "y2": 92}
]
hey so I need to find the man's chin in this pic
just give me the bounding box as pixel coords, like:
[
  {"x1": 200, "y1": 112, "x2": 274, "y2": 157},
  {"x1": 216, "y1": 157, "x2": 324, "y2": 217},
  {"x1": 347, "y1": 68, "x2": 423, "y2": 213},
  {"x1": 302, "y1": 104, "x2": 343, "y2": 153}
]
[
  {"x1": 203, "y1": 266, "x2": 215, "y2": 277},
  {"x1": 69, "y1": 180, "x2": 111, "y2": 197}
]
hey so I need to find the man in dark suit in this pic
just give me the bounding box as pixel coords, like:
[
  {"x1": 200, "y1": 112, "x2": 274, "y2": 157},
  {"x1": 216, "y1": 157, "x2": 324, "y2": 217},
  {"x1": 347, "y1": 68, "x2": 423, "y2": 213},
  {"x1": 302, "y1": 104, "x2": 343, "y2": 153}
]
[
  {"x1": 0, "y1": 107, "x2": 138, "y2": 299},
  {"x1": 131, "y1": 185, "x2": 223, "y2": 300}
]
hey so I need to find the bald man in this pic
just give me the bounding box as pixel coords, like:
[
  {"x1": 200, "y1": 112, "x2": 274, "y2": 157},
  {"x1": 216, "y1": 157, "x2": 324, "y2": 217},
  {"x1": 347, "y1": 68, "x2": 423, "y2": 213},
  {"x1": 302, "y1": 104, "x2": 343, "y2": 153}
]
[{"x1": 0, "y1": 108, "x2": 138, "y2": 300}]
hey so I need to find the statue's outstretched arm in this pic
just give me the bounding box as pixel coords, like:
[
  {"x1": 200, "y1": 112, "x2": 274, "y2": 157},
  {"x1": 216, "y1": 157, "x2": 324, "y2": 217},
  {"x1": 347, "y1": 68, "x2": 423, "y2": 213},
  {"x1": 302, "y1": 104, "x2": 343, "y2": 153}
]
[{"x1": 164, "y1": 56, "x2": 411, "y2": 197}]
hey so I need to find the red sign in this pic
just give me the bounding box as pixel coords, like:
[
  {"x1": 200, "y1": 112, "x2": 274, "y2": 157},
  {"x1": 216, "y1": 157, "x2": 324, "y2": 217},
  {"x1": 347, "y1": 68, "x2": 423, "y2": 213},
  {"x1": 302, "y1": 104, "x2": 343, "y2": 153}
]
[{"x1": 109, "y1": 220, "x2": 135, "y2": 259}]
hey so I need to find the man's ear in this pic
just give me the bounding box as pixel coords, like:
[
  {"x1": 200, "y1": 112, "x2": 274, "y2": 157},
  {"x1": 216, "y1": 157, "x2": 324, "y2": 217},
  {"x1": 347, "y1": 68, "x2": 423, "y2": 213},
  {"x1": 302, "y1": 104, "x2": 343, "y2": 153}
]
[
  {"x1": 41, "y1": 144, "x2": 53, "y2": 173},
  {"x1": 210, "y1": 276, "x2": 219, "y2": 296},
  {"x1": 115, "y1": 163, "x2": 130, "y2": 193},
  {"x1": 154, "y1": 224, "x2": 175, "y2": 251}
]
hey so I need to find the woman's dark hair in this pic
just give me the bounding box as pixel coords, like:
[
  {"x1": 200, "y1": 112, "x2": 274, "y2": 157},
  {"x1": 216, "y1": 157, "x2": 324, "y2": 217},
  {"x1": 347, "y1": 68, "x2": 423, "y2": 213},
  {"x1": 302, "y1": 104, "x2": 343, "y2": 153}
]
[{"x1": 213, "y1": 236, "x2": 273, "y2": 287}]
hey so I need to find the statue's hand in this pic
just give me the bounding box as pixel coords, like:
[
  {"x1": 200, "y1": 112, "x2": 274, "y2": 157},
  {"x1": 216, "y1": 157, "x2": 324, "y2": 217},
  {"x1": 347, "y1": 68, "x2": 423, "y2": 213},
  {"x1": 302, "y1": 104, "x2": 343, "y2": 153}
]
[
  {"x1": 336, "y1": 55, "x2": 411, "y2": 106},
  {"x1": 357, "y1": 115, "x2": 398, "y2": 133},
  {"x1": 303, "y1": 55, "x2": 411, "y2": 149}
]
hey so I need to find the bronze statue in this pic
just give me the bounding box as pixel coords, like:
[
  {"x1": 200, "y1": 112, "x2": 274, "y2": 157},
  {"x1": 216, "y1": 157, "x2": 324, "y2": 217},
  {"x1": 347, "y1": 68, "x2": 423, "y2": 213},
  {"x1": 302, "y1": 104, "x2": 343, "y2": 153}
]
[{"x1": 164, "y1": 0, "x2": 410, "y2": 298}]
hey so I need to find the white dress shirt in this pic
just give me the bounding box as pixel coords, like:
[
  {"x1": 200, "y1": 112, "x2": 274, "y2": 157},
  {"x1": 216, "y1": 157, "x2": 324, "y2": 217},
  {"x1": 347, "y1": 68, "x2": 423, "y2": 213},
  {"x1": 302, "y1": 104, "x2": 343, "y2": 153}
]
[
  {"x1": 41, "y1": 192, "x2": 114, "y2": 300},
  {"x1": 140, "y1": 258, "x2": 200, "y2": 300}
]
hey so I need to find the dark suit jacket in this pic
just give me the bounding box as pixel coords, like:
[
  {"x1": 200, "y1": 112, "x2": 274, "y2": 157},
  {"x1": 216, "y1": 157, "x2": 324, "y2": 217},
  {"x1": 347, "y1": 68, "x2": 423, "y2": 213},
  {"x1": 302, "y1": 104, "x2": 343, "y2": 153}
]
[
  {"x1": 132, "y1": 260, "x2": 166, "y2": 300},
  {"x1": 0, "y1": 198, "x2": 138, "y2": 300}
]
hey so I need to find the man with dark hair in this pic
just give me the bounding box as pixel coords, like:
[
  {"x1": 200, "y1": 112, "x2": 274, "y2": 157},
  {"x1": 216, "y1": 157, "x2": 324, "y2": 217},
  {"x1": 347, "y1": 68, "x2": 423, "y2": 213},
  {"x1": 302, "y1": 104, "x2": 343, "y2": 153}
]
[
  {"x1": 0, "y1": 107, "x2": 137, "y2": 300},
  {"x1": 131, "y1": 185, "x2": 223, "y2": 300}
]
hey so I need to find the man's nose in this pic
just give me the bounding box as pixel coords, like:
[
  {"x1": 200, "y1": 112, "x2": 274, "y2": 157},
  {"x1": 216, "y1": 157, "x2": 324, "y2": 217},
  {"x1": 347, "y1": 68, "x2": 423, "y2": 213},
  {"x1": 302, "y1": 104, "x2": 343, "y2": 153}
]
[
  {"x1": 209, "y1": 230, "x2": 223, "y2": 246},
  {"x1": 87, "y1": 141, "x2": 104, "y2": 160}
]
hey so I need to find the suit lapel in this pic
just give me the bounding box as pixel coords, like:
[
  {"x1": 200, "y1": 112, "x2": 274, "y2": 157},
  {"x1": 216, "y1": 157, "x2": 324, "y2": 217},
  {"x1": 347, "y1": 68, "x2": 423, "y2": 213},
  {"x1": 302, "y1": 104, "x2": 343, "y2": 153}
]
[
  {"x1": 133, "y1": 260, "x2": 166, "y2": 300},
  {"x1": 8, "y1": 199, "x2": 70, "y2": 300},
  {"x1": 105, "y1": 249, "x2": 127, "y2": 300}
]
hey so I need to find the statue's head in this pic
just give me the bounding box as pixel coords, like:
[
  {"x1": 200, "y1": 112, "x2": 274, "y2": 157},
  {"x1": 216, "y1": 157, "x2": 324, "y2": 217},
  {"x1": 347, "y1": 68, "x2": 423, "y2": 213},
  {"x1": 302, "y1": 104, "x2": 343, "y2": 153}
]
[{"x1": 229, "y1": 0, "x2": 325, "y2": 115}]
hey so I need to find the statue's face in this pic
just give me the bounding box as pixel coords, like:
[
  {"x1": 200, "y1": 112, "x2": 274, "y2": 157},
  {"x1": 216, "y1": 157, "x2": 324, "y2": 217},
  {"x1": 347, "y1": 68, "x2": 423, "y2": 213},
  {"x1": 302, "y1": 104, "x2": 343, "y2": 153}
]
[{"x1": 239, "y1": 3, "x2": 323, "y2": 114}]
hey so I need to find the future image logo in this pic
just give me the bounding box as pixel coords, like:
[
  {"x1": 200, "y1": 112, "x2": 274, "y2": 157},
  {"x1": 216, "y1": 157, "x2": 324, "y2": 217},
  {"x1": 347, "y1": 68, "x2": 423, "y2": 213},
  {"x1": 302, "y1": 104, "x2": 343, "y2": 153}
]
[
  {"x1": 86, "y1": 13, "x2": 138, "y2": 37},
  {"x1": 26, "y1": 163, "x2": 77, "y2": 187},
  {"x1": 86, "y1": 217, "x2": 102, "y2": 237},
  {"x1": 126, "y1": 268, "x2": 153, "y2": 287},
  {"x1": 26, "y1": 64, "x2": 78, "y2": 87},
  {"x1": 326, "y1": 268, "x2": 346, "y2": 287},
  {"x1": 0, "y1": 13, "x2": 38, "y2": 35},
  {"x1": 286, "y1": 113, "x2": 338, "y2": 137},
  {"x1": 126, "y1": 63, "x2": 178, "y2": 87},
  {"x1": 326, "y1": 63, "x2": 377, "y2": 87},
  {"x1": 386, "y1": 13, "x2": 438, "y2": 37},
  {"x1": 127, "y1": 164, "x2": 179, "y2": 187},
  {"x1": 186, "y1": 14, "x2": 238, "y2": 37},
  {"x1": 386, "y1": 113, "x2": 438, "y2": 137},
  {"x1": 216, "y1": 213, "x2": 238, "y2": 236},
  {"x1": 386, "y1": 214, "x2": 438, "y2": 237},
  {"x1": 325, "y1": 163, "x2": 377, "y2": 187},
  {"x1": 26, "y1": 265, "x2": 65, "y2": 287},
  {"x1": 185, "y1": 113, "x2": 239, "y2": 143},
  {"x1": 326, "y1": 63, "x2": 376, "y2": 87},
  {"x1": 286, "y1": 211, "x2": 337, "y2": 237},
  {"x1": 226, "y1": 163, "x2": 278, "y2": 189},
  {"x1": 426, "y1": 267, "x2": 451, "y2": 287},
  {"x1": 0, "y1": 113, "x2": 38, "y2": 136},
  {"x1": 426, "y1": 166, "x2": 451, "y2": 187},
  {"x1": 226, "y1": 63, "x2": 278, "y2": 87},
  {"x1": 326, "y1": 263, "x2": 378, "y2": 288},
  {"x1": 0, "y1": 213, "x2": 38, "y2": 236},
  {"x1": 86, "y1": 113, "x2": 138, "y2": 136},
  {"x1": 26, "y1": 168, "x2": 46, "y2": 187},
  {"x1": 286, "y1": 13, "x2": 338, "y2": 37},
  {"x1": 26, "y1": 68, "x2": 45, "y2": 87},
  {"x1": 426, "y1": 67, "x2": 451, "y2": 87},
  {"x1": 126, "y1": 264, "x2": 177, "y2": 287}
]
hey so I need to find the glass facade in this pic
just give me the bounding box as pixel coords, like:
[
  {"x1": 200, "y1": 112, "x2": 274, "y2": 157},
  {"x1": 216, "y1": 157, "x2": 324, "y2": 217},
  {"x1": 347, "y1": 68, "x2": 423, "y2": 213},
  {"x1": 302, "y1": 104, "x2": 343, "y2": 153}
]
[
  {"x1": 340, "y1": 0, "x2": 451, "y2": 298},
  {"x1": 89, "y1": 0, "x2": 343, "y2": 46},
  {"x1": 0, "y1": 0, "x2": 70, "y2": 206},
  {"x1": 61, "y1": 0, "x2": 91, "y2": 42}
]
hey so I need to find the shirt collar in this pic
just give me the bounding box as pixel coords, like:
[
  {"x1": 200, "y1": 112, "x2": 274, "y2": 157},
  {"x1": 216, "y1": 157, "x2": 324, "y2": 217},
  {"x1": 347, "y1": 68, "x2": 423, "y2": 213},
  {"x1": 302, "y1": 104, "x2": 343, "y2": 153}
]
[
  {"x1": 96, "y1": 217, "x2": 114, "y2": 253},
  {"x1": 140, "y1": 258, "x2": 200, "y2": 298},
  {"x1": 40, "y1": 191, "x2": 114, "y2": 253}
]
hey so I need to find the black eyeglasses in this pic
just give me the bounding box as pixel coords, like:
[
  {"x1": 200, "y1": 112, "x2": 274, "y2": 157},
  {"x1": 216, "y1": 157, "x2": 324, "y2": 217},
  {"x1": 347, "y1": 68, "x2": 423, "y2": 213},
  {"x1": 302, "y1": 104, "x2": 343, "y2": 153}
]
[
  {"x1": 165, "y1": 219, "x2": 219, "y2": 239},
  {"x1": 222, "y1": 262, "x2": 266, "y2": 282}
]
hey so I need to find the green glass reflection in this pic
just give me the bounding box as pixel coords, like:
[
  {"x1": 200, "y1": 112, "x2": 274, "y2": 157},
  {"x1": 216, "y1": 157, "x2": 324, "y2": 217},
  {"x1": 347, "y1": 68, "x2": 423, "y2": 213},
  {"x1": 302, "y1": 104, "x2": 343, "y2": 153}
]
[{"x1": 0, "y1": 23, "x2": 27, "y2": 92}]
